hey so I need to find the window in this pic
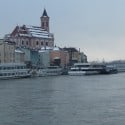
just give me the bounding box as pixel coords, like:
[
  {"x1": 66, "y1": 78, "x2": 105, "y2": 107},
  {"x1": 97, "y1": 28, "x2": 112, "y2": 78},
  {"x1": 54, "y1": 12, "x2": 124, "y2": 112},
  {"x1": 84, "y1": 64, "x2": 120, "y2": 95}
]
[
  {"x1": 46, "y1": 42, "x2": 48, "y2": 46},
  {"x1": 42, "y1": 22, "x2": 44, "y2": 27},
  {"x1": 46, "y1": 22, "x2": 48, "y2": 27},
  {"x1": 41, "y1": 42, "x2": 43, "y2": 45},
  {"x1": 36, "y1": 41, "x2": 39, "y2": 45},
  {"x1": 22, "y1": 41, "x2": 24, "y2": 45},
  {"x1": 26, "y1": 41, "x2": 28, "y2": 45}
]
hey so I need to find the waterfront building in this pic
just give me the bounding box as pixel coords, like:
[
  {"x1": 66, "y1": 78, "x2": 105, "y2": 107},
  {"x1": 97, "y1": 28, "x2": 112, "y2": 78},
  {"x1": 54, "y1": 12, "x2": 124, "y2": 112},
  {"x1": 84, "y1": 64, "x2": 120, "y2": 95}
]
[
  {"x1": 4, "y1": 9, "x2": 54, "y2": 50},
  {"x1": 0, "y1": 39, "x2": 3, "y2": 43},
  {"x1": 50, "y1": 46, "x2": 69, "y2": 67},
  {"x1": 78, "y1": 52, "x2": 88, "y2": 63},
  {"x1": 15, "y1": 48, "x2": 25, "y2": 63},
  {"x1": 38, "y1": 46, "x2": 69, "y2": 68},
  {"x1": 1, "y1": 8, "x2": 88, "y2": 67},
  {"x1": 39, "y1": 48, "x2": 51, "y2": 68},
  {"x1": 63, "y1": 47, "x2": 87, "y2": 66},
  {"x1": 21, "y1": 48, "x2": 39, "y2": 68},
  {"x1": 63, "y1": 47, "x2": 79, "y2": 65},
  {"x1": 0, "y1": 40, "x2": 15, "y2": 63}
]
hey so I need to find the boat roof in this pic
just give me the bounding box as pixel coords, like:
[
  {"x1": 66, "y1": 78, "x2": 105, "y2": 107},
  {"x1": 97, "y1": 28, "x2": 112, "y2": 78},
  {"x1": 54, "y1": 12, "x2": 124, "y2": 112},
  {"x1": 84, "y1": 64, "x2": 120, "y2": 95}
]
[
  {"x1": 74, "y1": 63, "x2": 91, "y2": 66},
  {"x1": 74, "y1": 63, "x2": 105, "y2": 66},
  {"x1": 0, "y1": 63, "x2": 26, "y2": 67}
]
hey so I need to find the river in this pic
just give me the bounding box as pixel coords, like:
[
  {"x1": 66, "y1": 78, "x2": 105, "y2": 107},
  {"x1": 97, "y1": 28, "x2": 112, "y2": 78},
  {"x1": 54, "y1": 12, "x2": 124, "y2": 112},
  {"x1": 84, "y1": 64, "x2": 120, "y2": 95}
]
[{"x1": 0, "y1": 73, "x2": 125, "y2": 125}]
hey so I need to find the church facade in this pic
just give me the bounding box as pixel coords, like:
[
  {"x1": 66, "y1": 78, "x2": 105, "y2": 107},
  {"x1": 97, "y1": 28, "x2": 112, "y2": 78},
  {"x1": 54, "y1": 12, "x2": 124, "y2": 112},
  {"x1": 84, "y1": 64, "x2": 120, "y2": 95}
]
[{"x1": 4, "y1": 9, "x2": 54, "y2": 50}]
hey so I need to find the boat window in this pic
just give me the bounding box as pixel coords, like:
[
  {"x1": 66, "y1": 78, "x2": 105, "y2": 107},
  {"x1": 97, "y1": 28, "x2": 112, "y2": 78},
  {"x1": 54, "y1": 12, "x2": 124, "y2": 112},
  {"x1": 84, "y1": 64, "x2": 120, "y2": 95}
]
[
  {"x1": 7, "y1": 67, "x2": 10, "y2": 70},
  {"x1": 76, "y1": 65, "x2": 89, "y2": 68},
  {"x1": 10, "y1": 67, "x2": 13, "y2": 70},
  {"x1": 23, "y1": 66, "x2": 26, "y2": 69},
  {"x1": 3, "y1": 67, "x2": 7, "y2": 70},
  {"x1": 12, "y1": 67, "x2": 15, "y2": 69},
  {"x1": 8, "y1": 73, "x2": 11, "y2": 76},
  {"x1": 6, "y1": 67, "x2": 10, "y2": 70},
  {"x1": 17, "y1": 66, "x2": 20, "y2": 69}
]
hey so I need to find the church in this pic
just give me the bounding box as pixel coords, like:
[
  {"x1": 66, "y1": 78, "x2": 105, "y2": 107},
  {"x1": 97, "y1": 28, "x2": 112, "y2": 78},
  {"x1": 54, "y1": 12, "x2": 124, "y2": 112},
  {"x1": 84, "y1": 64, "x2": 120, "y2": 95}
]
[{"x1": 4, "y1": 9, "x2": 54, "y2": 50}]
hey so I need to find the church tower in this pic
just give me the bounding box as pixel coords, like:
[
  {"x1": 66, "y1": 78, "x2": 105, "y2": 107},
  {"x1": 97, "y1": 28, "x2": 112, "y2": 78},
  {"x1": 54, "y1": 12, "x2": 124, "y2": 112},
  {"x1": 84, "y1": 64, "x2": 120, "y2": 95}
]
[{"x1": 40, "y1": 8, "x2": 50, "y2": 32}]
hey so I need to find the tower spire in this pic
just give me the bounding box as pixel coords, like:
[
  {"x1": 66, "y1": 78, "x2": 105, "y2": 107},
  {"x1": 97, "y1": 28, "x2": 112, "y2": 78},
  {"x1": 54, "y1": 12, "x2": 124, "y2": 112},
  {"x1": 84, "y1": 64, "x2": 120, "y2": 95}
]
[
  {"x1": 40, "y1": 8, "x2": 50, "y2": 32},
  {"x1": 42, "y1": 8, "x2": 48, "y2": 17}
]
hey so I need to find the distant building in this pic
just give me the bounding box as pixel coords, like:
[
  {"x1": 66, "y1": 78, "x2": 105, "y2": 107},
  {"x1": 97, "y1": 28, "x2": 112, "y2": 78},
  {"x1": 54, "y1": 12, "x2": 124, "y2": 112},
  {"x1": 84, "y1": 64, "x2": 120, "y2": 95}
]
[
  {"x1": 0, "y1": 40, "x2": 15, "y2": 63},
  {"x1": 63, "y1": 47, "x2": 87, "y2": 66},
  {"x1": 78, "y1": 52, "x2": 87, "y2": 63},
  {"x1": 0, "y1": 39, "x2": 3, "y2": 43},
  {"x1": 4, "y1": 9, "x2": 54, "y2": 50}
]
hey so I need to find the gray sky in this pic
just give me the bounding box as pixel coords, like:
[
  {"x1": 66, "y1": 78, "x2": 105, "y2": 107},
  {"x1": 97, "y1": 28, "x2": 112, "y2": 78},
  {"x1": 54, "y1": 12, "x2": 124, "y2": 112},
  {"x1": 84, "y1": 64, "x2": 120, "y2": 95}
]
[{"x1": 0, "y1": 0, "x2": 125, "y2": 61}]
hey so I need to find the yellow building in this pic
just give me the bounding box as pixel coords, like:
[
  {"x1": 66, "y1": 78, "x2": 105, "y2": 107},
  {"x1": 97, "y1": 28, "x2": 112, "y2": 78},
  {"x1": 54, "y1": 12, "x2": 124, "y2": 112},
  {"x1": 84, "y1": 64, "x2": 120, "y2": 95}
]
[{"x1": 0, "y1": 40, "x2": 15, "y2": 63}]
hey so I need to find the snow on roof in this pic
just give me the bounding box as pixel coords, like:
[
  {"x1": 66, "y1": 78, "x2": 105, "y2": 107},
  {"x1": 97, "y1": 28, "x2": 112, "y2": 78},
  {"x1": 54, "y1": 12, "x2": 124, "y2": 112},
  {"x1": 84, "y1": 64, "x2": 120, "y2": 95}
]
[
  {"x1": 15, "y1": 49, "x2": 24, "y2": 53},
  {"x1": 26, "y1": 25, "x2": 53, "y2": 38},
  {"x1": 38, "y1": 50, "x2": 46, "y2": 53},
  {"x1": 39, "y1": 46, "x2": 53, "y2": 52},
  {"x1": 19, "y1": 33, "x2": 31, "y2": 37},
  {"x1": 54, "y1": 57, "x2": 60, "y2": 59},
  {"x1": 41, "y1": 46, "x2": 53, "y2": 50},
  {"x1": 18, "y1": 25, "x2": 53, "y2": 39},
  {"x1": 53, "y1": 46, "x2": 60, "y2": 51}
]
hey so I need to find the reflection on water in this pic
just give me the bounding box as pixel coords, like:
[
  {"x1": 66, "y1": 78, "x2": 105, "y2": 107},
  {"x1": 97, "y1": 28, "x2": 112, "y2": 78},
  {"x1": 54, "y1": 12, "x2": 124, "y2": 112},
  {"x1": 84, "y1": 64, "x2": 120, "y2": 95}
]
[{"x1": 0, "y1": 73, "x2": 125, "y2": 125}]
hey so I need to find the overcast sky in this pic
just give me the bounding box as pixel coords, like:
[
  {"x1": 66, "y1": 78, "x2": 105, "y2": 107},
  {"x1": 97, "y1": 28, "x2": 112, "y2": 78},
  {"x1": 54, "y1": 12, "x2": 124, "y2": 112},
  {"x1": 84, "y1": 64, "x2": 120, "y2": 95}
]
[{"x1": 0, "y1": 0, "x2": 125, "y2": 61}]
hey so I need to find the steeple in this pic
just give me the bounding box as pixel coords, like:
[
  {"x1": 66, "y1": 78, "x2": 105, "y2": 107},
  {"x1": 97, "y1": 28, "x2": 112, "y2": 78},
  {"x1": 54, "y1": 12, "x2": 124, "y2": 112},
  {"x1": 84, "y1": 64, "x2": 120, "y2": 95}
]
[
  {"x1": 41, "y1": 8, "x2": 50, "y2": 32},
  {"x1": 42, "y1": 8, "x2": 48, "y2": 17}
]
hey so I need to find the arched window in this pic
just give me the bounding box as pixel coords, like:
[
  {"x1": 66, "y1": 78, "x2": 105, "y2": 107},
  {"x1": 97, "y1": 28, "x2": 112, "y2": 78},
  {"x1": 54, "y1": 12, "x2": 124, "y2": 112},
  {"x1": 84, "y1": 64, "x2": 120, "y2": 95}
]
[
  {"x1": 26, "y1": 41, "x2": 28, "y2": 45},
  {"x1": 22, "y1": 40, "x2": 24, "y2": 45},
  {"x1": 46, "y1": 22, "x2": 48, "y2": 27},
  {"x1": 46, "y1": 42, "x2": 48, "y2": 46},
  {"x1": 36, "y1": 41, "x2": 39, "y2": 45},
  {"x1": 42, "y1": 22, "x2": 44, "y2": 27},
  {"x1": 41, "y1": 42, "x2": 43, "y2": 45}
]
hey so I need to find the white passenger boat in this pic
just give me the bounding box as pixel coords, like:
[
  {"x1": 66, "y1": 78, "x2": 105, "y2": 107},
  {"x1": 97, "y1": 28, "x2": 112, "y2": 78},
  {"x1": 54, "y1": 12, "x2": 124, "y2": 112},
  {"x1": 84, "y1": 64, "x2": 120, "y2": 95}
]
[
  {"x1": 68, "y1": 63, "x2": 117, "y2": 76},
  {"x1": 0, "y1": 63, "x2": 31, "y2": 79},
  {"x1": 37, "y1": 66, "x2": 63, "y2": 77}
]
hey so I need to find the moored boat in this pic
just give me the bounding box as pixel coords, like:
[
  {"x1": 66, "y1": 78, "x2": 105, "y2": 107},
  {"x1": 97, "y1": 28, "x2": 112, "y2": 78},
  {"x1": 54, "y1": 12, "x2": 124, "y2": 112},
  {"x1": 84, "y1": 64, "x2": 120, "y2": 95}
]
[
  {"x1": 68, "y1": 63, "x2": 117, "y2": 76},
  {"x1": 0, "y1": 63, "x2": 31, "y2": 79},
  {"x1": 37, "y1": 66, "x2": 63, "y2": 77}
]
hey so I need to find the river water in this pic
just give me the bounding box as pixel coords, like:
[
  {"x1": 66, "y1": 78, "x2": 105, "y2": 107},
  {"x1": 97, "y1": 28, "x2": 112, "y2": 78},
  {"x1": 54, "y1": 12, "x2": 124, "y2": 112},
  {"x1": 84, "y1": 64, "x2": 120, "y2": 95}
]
[{"x1": 0, "y1": 73, "x2": 125, "y2": 125}]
